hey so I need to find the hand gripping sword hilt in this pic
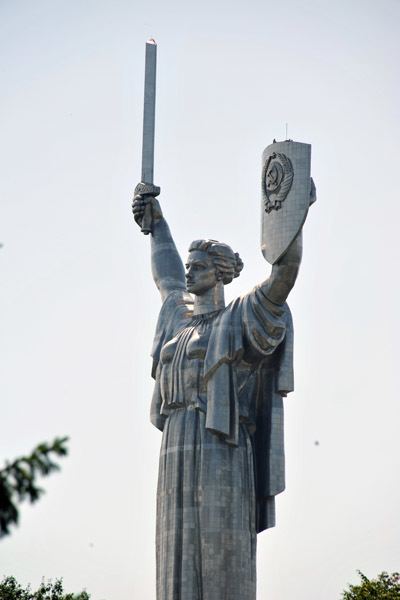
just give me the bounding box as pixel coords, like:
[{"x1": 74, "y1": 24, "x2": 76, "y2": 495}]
[{"x1": 134, "y1": 182, "x2": 161, "y2": 235}]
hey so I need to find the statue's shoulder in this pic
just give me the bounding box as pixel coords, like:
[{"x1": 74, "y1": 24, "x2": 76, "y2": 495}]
[
  {"x1": 160, "y1": 288, "x2": 194, "y2": 321},
  {"x1": 151, "y1": 289, "x2": 193, "y2": 366}
]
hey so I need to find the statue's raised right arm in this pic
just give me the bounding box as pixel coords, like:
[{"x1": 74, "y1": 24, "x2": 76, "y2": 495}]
[{"x1": 132, "y1": 194, "x2": 186, "y2": 301}]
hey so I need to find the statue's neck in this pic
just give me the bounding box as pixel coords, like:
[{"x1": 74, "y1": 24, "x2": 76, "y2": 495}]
[{"x1": 193, "y1": 282, "x2": 225, "y2": 315}]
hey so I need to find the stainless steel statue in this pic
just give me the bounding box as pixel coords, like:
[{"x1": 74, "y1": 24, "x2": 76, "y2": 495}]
[{"x1": 132, "y1": 41, "x2": 315, "y2": 600}]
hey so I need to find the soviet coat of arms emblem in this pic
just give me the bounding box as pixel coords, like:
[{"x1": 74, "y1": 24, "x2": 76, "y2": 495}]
[{"x1": 263, "y1": 152, "x2": 294, "y2": 213}]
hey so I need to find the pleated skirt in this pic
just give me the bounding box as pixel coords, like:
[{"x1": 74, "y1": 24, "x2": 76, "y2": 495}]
[{"x1": 156, "y1": 405, "x2": 256, "y2": 600}]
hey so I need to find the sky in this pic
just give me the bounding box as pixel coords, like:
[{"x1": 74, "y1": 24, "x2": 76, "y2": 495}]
[{"x1": 1, "y1": 0, "x2": 399, "y2": 598}]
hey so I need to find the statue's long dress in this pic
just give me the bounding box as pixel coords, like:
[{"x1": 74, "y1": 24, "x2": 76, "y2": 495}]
[{"x1": 150, "y1": 286, "x2": 294, "y2": 600}]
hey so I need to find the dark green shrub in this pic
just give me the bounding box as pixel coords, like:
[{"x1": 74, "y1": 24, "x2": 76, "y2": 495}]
[
  {"x1": 0, "y1": 576, "x2": 89, "y2": 600},
  {"x1": 342, "y1": 571, "x2": 400, "y2": 599}
]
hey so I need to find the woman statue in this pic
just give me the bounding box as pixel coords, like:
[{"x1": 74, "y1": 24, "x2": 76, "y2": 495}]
[{"x1": 132, "y1": 192, "x2": 302, "y2": 600}]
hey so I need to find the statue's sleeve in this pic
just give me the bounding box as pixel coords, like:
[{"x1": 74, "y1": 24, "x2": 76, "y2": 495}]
[
  {"x1": 243, "y1": 284, "x2": 286, "y2": 354},
  {"x1": 242, "y1": 285, "x2": 294, "y2": 396},
  {"x1": 242, "y1": 285, "x2": 294, "y2": 533},
  {"x1": 150, "y1": 290, "x2": 193, "y2": 432},
  {"x1": 150, "y1": 289, "x2": 193, "y2": 378}
]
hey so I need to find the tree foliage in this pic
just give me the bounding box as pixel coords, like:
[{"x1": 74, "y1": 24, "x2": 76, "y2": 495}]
[
  {"x1": 342, "y1": 571, "x2": 400, "y2": 599},
  {"x1": 0, "y1": 437, "x2": 69, "y2": 538},
  {"x1": 0, "y1": 576, "x2": 89, "y2": 600}
]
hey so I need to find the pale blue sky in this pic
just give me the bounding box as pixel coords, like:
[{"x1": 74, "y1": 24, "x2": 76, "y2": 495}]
[{"x1": 1, "y1": 1, "x2": 399, "y2": 599}]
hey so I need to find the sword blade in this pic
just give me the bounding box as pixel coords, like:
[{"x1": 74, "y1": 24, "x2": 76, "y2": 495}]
[{"x1": 141, "y1": 40, "x2": 157, "y2": 184}]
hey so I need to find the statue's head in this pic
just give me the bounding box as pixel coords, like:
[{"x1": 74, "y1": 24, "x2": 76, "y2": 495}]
[{"x1": 185, "y1": 239, "x2": 244, "y2": 295}]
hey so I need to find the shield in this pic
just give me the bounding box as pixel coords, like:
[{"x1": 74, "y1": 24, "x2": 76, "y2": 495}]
[{"x1": 261, "y1": 141, "x2": 313, "y2": 264}]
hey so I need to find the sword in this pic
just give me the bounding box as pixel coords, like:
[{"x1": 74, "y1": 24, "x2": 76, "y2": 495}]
[{"x1": 135, "y1": 38, "x2": 160, "y2": 235}]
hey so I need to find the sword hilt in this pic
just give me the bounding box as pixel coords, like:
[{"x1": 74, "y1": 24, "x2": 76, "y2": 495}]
[{"x1": 134, "y1": 182, "x2": 161, "y2": 235}]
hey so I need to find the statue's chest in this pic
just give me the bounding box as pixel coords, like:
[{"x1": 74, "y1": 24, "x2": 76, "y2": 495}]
[
  {"x1": 158, "y1": 322, "x2": 213, "y2": 408},
  {"x1": 160, "y1": 322, "x2": 212, "y2": 365}
]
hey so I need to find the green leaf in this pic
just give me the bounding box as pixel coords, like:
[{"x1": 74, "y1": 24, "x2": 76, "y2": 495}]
[{"x1": 0, "y1": 438, "x2": 69, "y2": 538}]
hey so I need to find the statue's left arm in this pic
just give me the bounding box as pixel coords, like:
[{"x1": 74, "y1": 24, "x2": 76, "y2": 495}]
[{"x1": 259, "y1": 231, "x2": 303, "y2": 305}]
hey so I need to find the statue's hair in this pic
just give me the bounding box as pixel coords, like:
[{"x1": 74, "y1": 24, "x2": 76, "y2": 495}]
[{"x1": 188, "y1": 239, "x2": 244, "y2": 285}]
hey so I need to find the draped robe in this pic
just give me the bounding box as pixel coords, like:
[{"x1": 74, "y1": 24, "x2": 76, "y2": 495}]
[{"x1": 150, "y1": 285, "x2": 293, "y2": 600}]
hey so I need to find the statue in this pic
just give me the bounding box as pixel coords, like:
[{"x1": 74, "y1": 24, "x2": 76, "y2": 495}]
[{"x1": 132, "y1": 40, "x2": 315, "y2": 600}]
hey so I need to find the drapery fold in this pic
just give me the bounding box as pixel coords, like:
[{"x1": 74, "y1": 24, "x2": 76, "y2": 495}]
[{"x1": 150, "y1": 285, "x2": 294, "y2": 532}]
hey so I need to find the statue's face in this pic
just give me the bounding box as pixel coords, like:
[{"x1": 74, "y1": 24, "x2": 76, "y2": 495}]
[{"x1": 185, "y1": 250, "x2": 218, "y2": 295}]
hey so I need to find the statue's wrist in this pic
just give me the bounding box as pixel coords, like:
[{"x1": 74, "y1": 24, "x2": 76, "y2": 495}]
[{"x1": 151, "y1": 215, "x2": 168, "y2": 238}]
